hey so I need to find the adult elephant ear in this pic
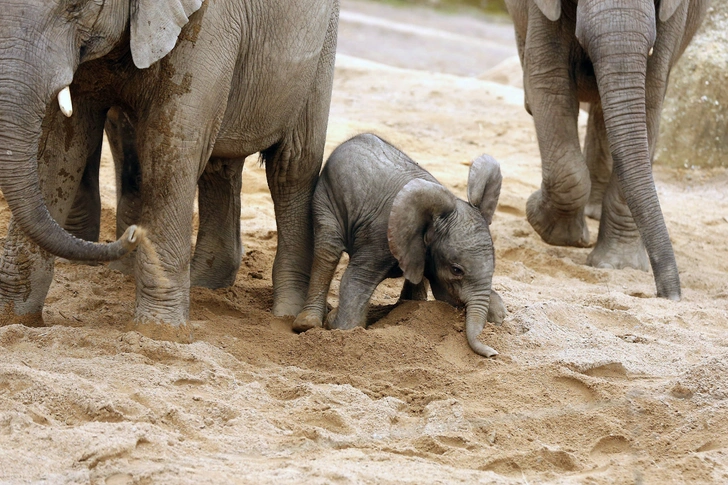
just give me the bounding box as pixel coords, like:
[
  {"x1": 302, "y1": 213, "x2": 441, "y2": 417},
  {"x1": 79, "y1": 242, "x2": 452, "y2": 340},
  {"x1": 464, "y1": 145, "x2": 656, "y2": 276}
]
[
  {"x1": 388, "y1": 179, "x2": 456, "y2": 285},
  {"x1": 659, "y1": 0, "x2": 684, "y2": 22},
  {"x1": 130, "y1": 0, "x2": 205, "y2": 69},
  {"x1": 467, "y1": 154, "x2": 502, "y2": 225},
  {"x1": 534, "y1": 0, "x2": 561, "y2": 21}
]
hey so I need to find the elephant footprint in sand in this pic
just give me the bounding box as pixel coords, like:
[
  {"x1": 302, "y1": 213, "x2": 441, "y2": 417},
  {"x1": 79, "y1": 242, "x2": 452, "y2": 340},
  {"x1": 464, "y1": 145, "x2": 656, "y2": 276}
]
[{"x1": 293, "y1": 134, "x2": 505, "y2": 358}]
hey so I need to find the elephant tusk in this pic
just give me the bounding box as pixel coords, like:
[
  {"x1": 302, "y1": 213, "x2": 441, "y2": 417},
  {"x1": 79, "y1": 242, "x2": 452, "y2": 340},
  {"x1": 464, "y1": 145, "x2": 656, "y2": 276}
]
[
  {"x1": 58, "y1": 86, "x2": 73, "y2": 117},
  {"x1": 648, "y1": 47, "x2": 654, "y2": 57}
]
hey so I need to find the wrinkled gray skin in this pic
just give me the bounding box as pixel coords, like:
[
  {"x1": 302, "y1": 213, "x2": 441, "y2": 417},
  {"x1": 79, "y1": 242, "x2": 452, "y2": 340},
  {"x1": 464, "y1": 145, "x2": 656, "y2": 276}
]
[
  {"x1": 0, "y1": 0, "x2": 339, "y2": 334},
  {"x1": 293, "y1": 134, "x2": 505, "y2": 358},
  {"x1": 506, "y1": 0, "x2": 708, "y2": 300}
]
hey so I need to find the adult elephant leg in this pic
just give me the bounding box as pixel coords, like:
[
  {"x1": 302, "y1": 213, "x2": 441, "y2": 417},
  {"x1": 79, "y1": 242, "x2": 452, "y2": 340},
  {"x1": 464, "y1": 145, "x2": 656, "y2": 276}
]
[
  {"x1": 264, "y1": 141, "x2": 320, "y2": 316},
  {"x1": 524, "y1": 17, "x2": 590, "y2": 247},
  {"x1": 129, "y1": 119, "x2": 200, "y2": 342},
  {"x1": 64, "y1": 156, "x2": 101, "y2": 242},
  {"x1": 191, "y1": 157, "x2": 245, "y2": 289},
  {"x1": 265, "y1": 7, "x2": 338, "y2": 317},
  {"x1": 0, "y1": 105, "x2": 107, "y2": 325},
  {"x1": 584, "y1": 102, "x2": 613, "y2": 221},
  {"x1": 106, "y1": 108, "x2": 142, "y2": 275}
]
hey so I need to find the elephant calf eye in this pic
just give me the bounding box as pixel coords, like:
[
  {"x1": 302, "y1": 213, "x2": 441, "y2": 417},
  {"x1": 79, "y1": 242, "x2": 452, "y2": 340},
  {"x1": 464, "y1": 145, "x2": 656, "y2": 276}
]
[{"x1": 450, "y1": 264, "x2": 464, "y2": 277}]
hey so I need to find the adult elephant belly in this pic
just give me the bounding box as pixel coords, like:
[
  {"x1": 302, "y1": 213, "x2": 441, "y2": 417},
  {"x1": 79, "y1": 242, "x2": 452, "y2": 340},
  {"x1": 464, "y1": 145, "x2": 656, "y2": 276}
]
[{"x1": 212, "y1": 61, "x2": 322, "y2": 159}]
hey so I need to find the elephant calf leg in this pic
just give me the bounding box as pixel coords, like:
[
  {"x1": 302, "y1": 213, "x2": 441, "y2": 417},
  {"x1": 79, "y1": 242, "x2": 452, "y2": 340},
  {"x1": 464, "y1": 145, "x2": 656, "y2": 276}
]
[
  {"x1": 587, "y1": 174, "x2": 649, "y2": 271},
  {"x1": 292, "y1": 235, "x2": 344, "y2": 333},
  {"x1": 326, "y1": 256, "x2": 393, "y2": 331},
  {"x1": 191, "y1": 158, "x2": 245, "y2": 289}
]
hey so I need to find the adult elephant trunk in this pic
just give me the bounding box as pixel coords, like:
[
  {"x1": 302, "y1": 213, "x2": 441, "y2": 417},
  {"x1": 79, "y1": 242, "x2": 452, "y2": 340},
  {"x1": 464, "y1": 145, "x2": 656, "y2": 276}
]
[
  {"x1": 0, "y1": 51, "x2": 139, "y2": 261},
  {"x1": 465, "y1": 295, "x2": 498, "y2": 358},
  {"x1": 577, "y1": 1, "x2": 680, "y2": 300}
]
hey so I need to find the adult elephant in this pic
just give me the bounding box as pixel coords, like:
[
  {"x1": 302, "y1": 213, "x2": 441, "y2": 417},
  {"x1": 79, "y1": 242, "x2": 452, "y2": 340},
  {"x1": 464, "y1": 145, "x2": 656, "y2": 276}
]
[
  {"x1": 505, "y1": 0, "x2": 708, "y2": 299},
  {"x1": 0, "y1": 0, "x2": 340, "y2": 340}
]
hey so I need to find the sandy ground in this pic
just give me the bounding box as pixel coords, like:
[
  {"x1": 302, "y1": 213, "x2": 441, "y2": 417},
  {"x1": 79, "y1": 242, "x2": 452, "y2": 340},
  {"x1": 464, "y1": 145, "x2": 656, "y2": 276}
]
[{"x1": 2, "y1": 1, "x2": 728, "y2": 483}]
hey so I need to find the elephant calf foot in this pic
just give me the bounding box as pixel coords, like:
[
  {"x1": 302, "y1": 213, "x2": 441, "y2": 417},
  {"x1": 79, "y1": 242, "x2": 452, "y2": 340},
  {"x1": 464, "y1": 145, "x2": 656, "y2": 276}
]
[
  {"x1": 526, "y1": 189, "x2": 590, "y2": 247},
  {"x1": 587, "y1": 236, "x2": 650, "y2": 272},
  {"x1": 292, "y1": 310, "x2": 323, "y2": 333},
  {"x1": 487, "y1": 290, "x2": 507, "y2": 325}
]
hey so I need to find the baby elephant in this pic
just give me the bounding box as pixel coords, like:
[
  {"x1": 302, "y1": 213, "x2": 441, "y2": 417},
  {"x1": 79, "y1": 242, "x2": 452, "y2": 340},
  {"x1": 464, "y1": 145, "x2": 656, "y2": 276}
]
[{"x1": 293, "y1": 134, "x2": 505, "y2": 357}]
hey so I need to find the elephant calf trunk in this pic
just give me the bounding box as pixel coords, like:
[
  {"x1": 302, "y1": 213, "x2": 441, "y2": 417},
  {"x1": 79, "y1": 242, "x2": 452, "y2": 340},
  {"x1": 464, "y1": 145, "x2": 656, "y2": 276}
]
[{"x1": 465, "y1": 303, "x2": 498, "y2": 357}]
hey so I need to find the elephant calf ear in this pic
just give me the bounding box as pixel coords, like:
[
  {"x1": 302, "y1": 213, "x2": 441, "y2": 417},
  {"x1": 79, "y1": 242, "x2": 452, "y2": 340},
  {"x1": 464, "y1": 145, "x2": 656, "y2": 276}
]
[
  {"x1": 467, "y1": 154, "x2": 502, "y2": 225},
  {"x1": 130, "y1": 0, "x2": 205, "y2": 69},
  {"x1": 388, "y1": 179, "x2": 456, "y2": 285}
]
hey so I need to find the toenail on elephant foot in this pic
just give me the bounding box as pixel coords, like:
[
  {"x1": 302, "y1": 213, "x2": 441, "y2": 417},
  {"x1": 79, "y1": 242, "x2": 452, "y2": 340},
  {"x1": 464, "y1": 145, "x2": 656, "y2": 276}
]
[
  {"x1": 292, "y1": 311, "x2": 322, "y2": 333},
  {"x1": 125, "y1": 319, "x2": 194, "y2": 343},
  {"x1": 526, "y1": 190, "x2": 590, "y2": 247}
]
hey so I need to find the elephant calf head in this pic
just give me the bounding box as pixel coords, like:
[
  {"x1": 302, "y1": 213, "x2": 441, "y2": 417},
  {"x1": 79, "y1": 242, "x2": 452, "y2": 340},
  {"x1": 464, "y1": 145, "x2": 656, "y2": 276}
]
[
  {"x1": 295, "y1": 134, "x2": 503, "y2": 358},
  {"x1": 388, "y1": 155, "x2": 503, "y2": 357}
]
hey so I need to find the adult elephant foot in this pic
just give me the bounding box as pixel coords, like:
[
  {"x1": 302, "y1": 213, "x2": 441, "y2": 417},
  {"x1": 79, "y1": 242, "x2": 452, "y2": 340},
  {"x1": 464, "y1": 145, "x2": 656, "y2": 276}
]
[
  {"x1": 125, "y1": 319, "x2": 193, "y2": 344},
  {"x1": 191, "y1": 157, "x2": 245, "y2": 290},
  {"x1": 588, "y1": 174, "x2": 650, "y2": 272},
  {"x1": 272, "y1": 289, "x2": 307, "y2": 317},
  {"x1": 130, "y1": 272, "x2": 193, "y2": 343},
  {"x1": 587, "y1": 235, "x2": 649, "y2": 271},
  {"x1": 526, "y1": 189, "x2": 590, "y2": 247}
]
